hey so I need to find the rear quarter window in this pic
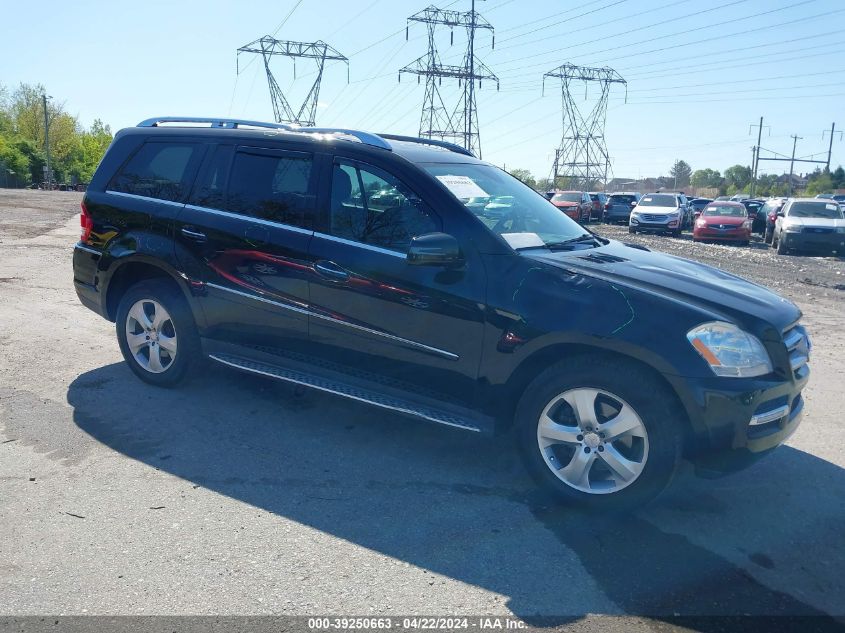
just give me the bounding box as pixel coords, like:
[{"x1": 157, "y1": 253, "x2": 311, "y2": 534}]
[{"x1": 109, "y1": 142, "x2": 199, "y2": 202}]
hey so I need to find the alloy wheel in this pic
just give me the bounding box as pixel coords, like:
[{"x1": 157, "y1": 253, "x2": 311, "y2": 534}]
[
  {"x1": 125, "y1": 299, "x2": 178, "y2": 374},
  {"x1": 536, "y1": 388, "x2": 649, "y2": 494}
]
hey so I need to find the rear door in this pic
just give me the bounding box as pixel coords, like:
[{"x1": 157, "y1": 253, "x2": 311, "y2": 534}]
[
  {"x1": 305, "y1": 157, "x2": 486, "y2": 408},
  {"x1": 175, "y1": 143, "x2": 317, "y2": 353}
]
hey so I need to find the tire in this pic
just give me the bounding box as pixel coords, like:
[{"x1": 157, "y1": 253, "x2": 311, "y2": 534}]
[
  {"x1": 740, "y1": 240, "x2": 750, "y2": 247},
  {"x1": 776, "y1": 234, "x2": 788, "y2": 255},
  {"x1": 516, "y1": 358, "x2": 683, "y2": 511},
  {"x1": 115, "y1": 279, "x2": 202, "y2": 387},
  {"x1": 672, "y1": 228, "x2": 682, "y2": 238},
  {"x1": 628, "y1": 227, "x2": 637, "y2": 234},
  {"x1": 764, "y1": 226, "x2": 773, "y2": 244}
]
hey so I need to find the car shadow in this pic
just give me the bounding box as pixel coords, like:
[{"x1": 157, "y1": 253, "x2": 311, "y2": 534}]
[{"x1": 68, "y1": 363, "x2": 845, "y2": 627}]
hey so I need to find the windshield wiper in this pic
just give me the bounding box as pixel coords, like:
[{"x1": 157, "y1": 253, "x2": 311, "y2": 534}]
[{"x1": 543, "y1": 233, "x2": 602, "y2": 250}]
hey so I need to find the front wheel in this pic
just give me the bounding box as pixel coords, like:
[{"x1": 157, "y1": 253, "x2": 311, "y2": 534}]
[
  {"x1": 776, "y1": 234, "x2": 789, "y2": 255},
  {"x1": 115, "y1": 280, "x2": 202, "y2": 387},
  {"x1": 628, "y1": 227, "x2": 637, "y2": 234},
  {"x1": 516, "y1": 358, "x2": 683, "y2": 510},
  {"x1": 764, "y1": 226, "x2": 774, "y2": 244}
]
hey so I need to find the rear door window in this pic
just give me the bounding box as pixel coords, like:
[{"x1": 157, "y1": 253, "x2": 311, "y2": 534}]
[
  {"x1": 225, "y1": 148, "x2": 316, "y2": 228},
  {"x1": 109, "y1": 142, "x2": 200, "y2": 202}
]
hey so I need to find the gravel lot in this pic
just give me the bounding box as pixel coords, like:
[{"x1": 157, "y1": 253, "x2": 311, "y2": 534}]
[{"x1": 1, "y1": 190, "x2": 844, "y2": 630}]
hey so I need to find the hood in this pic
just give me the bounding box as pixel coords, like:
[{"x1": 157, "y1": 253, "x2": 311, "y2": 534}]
[
  {"x1": 697, "y1": 215, "x2": 747, "y2": 225},
  {"x1": 783, "y1": 217, "x2": 845, "y2": 229},
  {"x1": 633, "y1": 205, "x2": 678, "y2": 214},
  {"x1": 525, "y1": 240, "x2": 800, "y2": 332}
]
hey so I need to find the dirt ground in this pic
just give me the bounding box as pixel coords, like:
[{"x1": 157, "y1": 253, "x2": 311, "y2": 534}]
[{"x1": 0, "y1": 190, "x2": 844, "y2": 626}]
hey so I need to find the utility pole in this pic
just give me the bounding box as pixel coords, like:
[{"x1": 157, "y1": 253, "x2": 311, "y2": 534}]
[
  {"x1": 823, "y1": 122, "x2": 841, "y2": 172},
  {"x1": 749, "y1": 116, "x2": 768, "y2": 197},
  {"x1": 543, "y1": 64, "x2": 626, "y2": 191},
  {"x1": 788, "y1": 135, "x2": 801, "y2": 195},
  {"x1": 42, "y1": 94, "x2": 51, "y2": 190},
  {"x1": 399, "y1": 3, "x2": 498, "y2": 157},
  {"x1": 750, "y1": 145, "x2": 757, "y2": 196},
  {"x1": 237, "y1": 37, "x2": 348, "y2": 126}
]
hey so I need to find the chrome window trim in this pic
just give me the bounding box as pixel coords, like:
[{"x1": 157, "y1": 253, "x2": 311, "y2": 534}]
[
  {"x1": 204, "y1": 281, "x2": 458, "y2": 361},
  {"x1": 74, "y1": 244, "x2": 102, "y2": 256},
  {"x1": 105, "y1": 190, "x2": 185, "y2": 207},
  {"x1": 184, "y1": 204, "x2": 313, "y2": 235},
  {"x1": 312, "y1": 231, "x2": 406, "y2": 258},
  {"x1": 208, "y1": 354, "x2": 479, "y2": 432}
]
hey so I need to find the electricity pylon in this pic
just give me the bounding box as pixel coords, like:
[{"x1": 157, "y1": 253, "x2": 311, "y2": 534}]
[
  {"x1": 399, "y1": 1, "x2": 498, "y2": 157},
  {"x1": 543, "y1": 64, "x2": 626, "y2": 190},
  {"x1": 237, "y1": 36, "x2": 348, "y2": 127}
]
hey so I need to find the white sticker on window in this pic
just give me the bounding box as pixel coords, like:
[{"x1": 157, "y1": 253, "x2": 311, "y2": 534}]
[
  {"x1": 501, "y1": 232, "x2": 545, "y2": 249},
  {"x1": 826, "y1": 203, "x2": 838, "y2": 211},
  {"x1": 436, "y1": 175, "x2": 489, "y2": 199}
]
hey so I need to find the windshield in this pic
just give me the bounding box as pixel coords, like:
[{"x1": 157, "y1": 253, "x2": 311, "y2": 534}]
[
  {"x1": 551, "y1": 192, "x2": 582, "y2": 203},
  {"x1": 703, "y1": 205, "x2": 747, "y2": 217},
  {"x1": 638, "y1": 194, "x2": 677, "y2": 207},
  {"x1": 609, "y1": 194, "x2": 637, "y2": 204},
  {"x1": 423, "y1": 163, "x2": 591, "y2": 250},
  {"x1": 788, "y1": 201, "x2": 844, "y2": 219}
]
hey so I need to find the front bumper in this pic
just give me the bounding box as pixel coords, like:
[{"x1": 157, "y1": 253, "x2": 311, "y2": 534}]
[
  {"x1": 665, "y1": 364, "x2": 809, "y2": 476},
  {"x1": 781, "y1": 231, "x2": 845, "y2": 254},
  {"x1": 694, "y1": 226, "x2": 751, "y2": 241}
]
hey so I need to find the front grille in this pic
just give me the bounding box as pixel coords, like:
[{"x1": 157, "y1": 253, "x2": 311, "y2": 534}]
[
  {"x1": 804, "y1": 227, "x2": 834, "y2": 234},
  {"x1": 783, "y1": 324, "x2": 809, "y2": 375},
  {"x1": 641, "y1": 214, "x2": 669, "y2": 222}
]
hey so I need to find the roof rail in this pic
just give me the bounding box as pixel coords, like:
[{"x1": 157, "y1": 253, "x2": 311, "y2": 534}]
[
  {"x1": 136, "y1": 117, "x2": 392, "y2": 151},
  {"x1": 137, "y1": 117, "x2": 290, "y2": 130},
  {"x1": 377, "y1": 133, "x2": 475, "y2": 158}
]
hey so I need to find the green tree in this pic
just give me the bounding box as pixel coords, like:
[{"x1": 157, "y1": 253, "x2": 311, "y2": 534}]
[
  {"x1": 831, "y1": 166, "x2": 845, "y2": 189},
  {"x1": 724, "y1": 164, "x2": 752, "y2": 190},
  {"x1": 669, "y1": 160, "x2": 692, "y2": 188},
  {"x1": 690, "y1": 168, "x2": 722, "y2": 188},
  {"x1": 508, "y1": 168, "x2": 538, "y2": 190},
  {"x1": 806, "y1": 172, "x2": 834, "y2": 196}
]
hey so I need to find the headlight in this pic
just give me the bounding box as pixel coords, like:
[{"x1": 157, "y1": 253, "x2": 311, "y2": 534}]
[
  {"x1": 687, "y1": 322, "x2": 773, "y2": 377},
  {"x1": 784, "y1": 224, "x2": 802, "y2": 233},
  {"x1": 695, "y1": 219, "x2": 706, "y2": 228}
]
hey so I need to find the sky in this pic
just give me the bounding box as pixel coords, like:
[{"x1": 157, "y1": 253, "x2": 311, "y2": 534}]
[{"x1": 2, "y1": 0, "x2": 844, "y2": 182}]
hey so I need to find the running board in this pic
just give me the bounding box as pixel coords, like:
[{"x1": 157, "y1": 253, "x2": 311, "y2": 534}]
[{"x1": 209, "y1": 353, "x2": 485, "y2": 433}]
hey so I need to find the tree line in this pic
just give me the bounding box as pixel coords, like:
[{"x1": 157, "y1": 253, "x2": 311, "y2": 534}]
[
  {"x1": 506, "y1": 160, "x2": 845, "y2": 197},
  {"x1": 0, "y1": 83, "x2": 113, "y2": 188}
]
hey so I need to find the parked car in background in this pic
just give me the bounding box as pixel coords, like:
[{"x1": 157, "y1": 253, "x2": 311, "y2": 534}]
[
  {"x1": 689, "y1": 198, "x2": 713, "y2": 219},
  {"x1": 693, "y1": 201, "x2": 752, "y2": 245},
  {"x1": 741, "y1": 198, "x2": 766, "y2": 234},
  {"x1": 603, "y1": 192, "x2": 641, "y2": 224},
  {"x1": 730, "y1": 193, "x2": 751, "y2": 202},
  {"x1": 714, "y1": 196, "x2": 731, "y2": 201},
  {"x1": 761, "y1": 198, "x2": 787, "y2": 244},
  {"x1": 772, "y1": 198, "x2": 845, "y2": 256},
  {"x1": 587, "y1": 192, "x2": 608, "y2": 221},
  {"x1": 815, "y1": 193, "x2": 845, "y2": 203},
  {"x1": 483, "y1": 195, "x2": 516, "y2": 218},
  {"x1": 629, "y1": 193, "x2": 688, "y2": 236},
  {"x1": 550, "y1": 191, "x2": 592, "y2": 223}
]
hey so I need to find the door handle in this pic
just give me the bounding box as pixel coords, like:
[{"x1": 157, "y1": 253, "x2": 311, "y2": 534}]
[
  {"x1": 181, "y1": 226, "x2": 207, "y2": 243},
  {"x1": 314, "y1": 260, "x2": 349, "y2": 281}
]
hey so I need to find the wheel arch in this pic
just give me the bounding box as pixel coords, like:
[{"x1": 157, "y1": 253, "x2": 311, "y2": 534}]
[
  {"x1": 103, "y1": 256, "x2": 193, "y2": 323},
  {"x1": 496, "y1": 343, "x2": 701, "y2": 454}
]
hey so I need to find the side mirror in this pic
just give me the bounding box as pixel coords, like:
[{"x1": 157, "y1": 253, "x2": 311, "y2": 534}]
[
  {"x1": 631, "y1": 201, "x2": 638, "y2": 207},
  {"x1": 777, "y1": 211, "x2": 785, "y2": 217},
  {"x1": 407, "y1": 232, "x2": 463, "y2": 267}
]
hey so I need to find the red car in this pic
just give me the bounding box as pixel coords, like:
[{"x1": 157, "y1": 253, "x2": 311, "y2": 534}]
[
  {"x1": 693, "y1": 201, "x2": 753, "y2": 245},
  {"x1": 550, "y1": 190, "x2": 592, "y2": 222}
]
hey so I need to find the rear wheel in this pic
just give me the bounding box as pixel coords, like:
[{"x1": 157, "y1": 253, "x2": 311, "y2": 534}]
[
  {"x1": 516, "y1": 358, "x2": 683, "y2": 510},
  {"x1": 115, "y1": 280, "x2": 202, "y2": 387}
]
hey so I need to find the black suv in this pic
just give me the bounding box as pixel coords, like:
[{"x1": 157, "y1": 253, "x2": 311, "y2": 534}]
[{"x1": 73, "y1": 117, "x2": 810, "y2": 509}]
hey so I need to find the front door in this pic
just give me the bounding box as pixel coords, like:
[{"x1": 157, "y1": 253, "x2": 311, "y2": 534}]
[
  {"x1": 306, "y1": 158, "x2": 486, "y2": 408},
  {"x1": 175, "y1": 143, "x2": 317, "y2": 353}
]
